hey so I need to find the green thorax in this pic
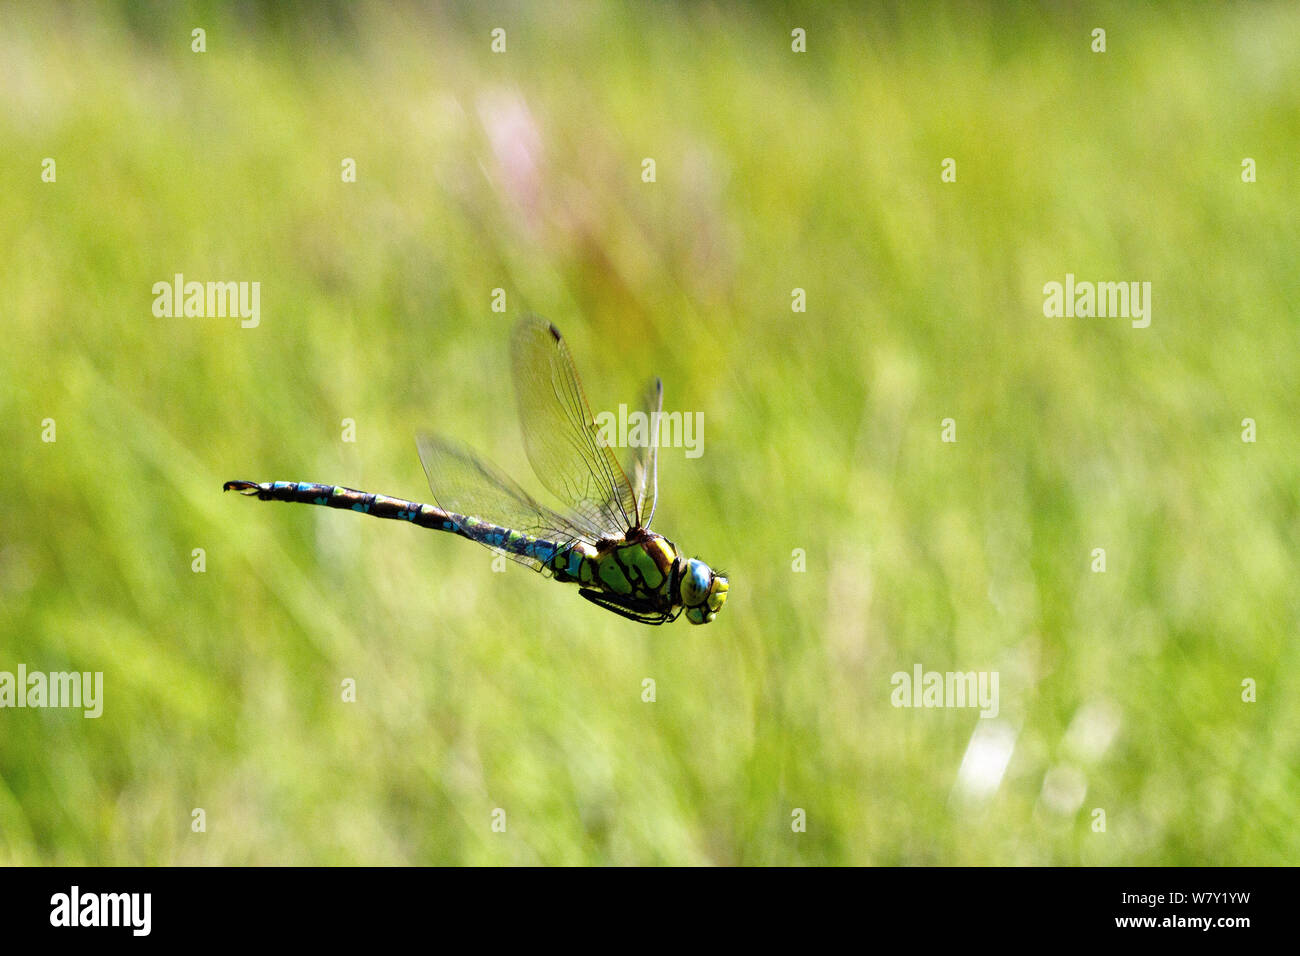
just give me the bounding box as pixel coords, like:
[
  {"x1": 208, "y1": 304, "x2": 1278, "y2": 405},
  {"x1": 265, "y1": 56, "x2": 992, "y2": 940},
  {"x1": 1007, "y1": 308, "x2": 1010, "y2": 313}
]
[{"x1": 548, "y1": 528, "x2": 679, "y2": 610}]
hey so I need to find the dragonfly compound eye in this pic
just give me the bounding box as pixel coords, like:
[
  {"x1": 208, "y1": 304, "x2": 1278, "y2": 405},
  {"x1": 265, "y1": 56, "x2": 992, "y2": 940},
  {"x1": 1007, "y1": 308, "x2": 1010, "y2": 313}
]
[
  {"x1": 680, "y1": 559, "x2": 711, "y2": 605},
  {"x1": 679, "y1": 559, "x2": 726, "y2": 623}
]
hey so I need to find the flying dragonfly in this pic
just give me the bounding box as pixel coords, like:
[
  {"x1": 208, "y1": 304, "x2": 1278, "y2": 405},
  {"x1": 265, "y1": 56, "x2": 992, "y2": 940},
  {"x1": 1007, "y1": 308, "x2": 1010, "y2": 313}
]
[{"x1": 225, "y1": 317, "x2": 729, "y2": 625}]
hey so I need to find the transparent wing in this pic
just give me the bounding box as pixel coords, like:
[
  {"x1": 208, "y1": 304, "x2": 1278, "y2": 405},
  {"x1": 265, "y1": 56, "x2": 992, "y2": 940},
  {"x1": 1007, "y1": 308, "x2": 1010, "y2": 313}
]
[
  {"x1": 416, "y1": 434, "x2": 598, "y2": 572},
  {"x1": 623, "y1": 377, "x2": 662, "y2": 530},
  {"x1": 511, "y1": 316, "x2": 641, "y2": 537}
]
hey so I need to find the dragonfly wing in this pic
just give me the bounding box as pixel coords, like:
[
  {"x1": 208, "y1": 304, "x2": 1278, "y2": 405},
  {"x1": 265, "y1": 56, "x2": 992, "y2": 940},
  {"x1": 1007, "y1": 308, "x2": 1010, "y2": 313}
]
[
  {"x1": 623, "y1": 377, "x2": 662, "y2": 530},
  {"x1": 416, "y1": 434, "x2": 597, "y2": 573},
  {"x1": 511, "y1": 317, "x2": 640, "y2": 537}
]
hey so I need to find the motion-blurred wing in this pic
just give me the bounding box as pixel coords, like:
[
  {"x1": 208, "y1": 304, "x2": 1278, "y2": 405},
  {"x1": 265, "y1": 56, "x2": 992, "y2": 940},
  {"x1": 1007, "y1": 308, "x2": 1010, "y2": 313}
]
[{"x1": 416, "y1": 434, "x2": 597, "y2": 572}]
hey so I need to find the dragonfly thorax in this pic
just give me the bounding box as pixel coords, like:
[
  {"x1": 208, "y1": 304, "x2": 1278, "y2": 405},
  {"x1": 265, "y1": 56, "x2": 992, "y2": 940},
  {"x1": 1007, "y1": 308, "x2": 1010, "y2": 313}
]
[
  {"x1": 589, "y1": 531, "x2": 680, "y2": 613},
  {"x1": 676, "y1": 556, "x2": 729, "y2": 625},
  {"x1": 575, "y1": 531, "x2": 727, "y2": 625}
]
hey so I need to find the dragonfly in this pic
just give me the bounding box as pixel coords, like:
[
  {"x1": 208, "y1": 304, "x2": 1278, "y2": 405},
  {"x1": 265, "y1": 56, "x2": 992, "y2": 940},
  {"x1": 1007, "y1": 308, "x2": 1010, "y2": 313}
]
[{"x1": 224, "y1": 316, "x2": 729, "y2": 625}]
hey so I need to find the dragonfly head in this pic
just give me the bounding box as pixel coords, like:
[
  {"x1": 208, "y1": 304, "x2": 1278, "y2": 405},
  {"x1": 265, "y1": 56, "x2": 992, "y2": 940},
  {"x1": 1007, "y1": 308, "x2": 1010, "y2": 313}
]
[{"x1": 678, "y1": 557, "x2": 729, "y2": 625}]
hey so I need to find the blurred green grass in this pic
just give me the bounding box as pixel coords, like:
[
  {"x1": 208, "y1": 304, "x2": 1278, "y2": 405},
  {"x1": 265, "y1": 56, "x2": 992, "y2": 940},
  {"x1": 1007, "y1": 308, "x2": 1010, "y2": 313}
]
[{"x1": 2, "y1": 1, "x2": 1298, "y2": 864}]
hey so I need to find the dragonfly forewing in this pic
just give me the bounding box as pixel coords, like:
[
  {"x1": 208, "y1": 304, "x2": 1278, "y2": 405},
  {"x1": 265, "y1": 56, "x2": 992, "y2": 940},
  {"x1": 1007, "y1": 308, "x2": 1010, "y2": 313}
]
[
  {"x1": 623, "y1": 376, "x2": 663, "y2": 530},
  {"x1": 511, "y1": 316, "x2": 641, "y2": 538}
]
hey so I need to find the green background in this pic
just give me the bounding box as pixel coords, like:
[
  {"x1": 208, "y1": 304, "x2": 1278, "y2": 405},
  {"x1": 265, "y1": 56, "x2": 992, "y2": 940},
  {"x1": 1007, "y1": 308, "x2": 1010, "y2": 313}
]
[{"x1": 2, "y1": 1, "x2": 1297, "y2": 864}]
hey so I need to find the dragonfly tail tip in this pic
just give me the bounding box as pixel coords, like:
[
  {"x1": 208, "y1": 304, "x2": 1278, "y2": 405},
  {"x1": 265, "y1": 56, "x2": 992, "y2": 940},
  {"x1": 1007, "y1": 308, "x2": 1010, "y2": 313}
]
[{"x1": 223, "y1": 480, "x2": 262, "y2": 495}]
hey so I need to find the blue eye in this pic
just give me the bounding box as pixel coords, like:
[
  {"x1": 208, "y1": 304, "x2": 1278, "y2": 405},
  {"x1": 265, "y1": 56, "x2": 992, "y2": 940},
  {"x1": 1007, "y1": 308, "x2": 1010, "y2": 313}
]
[{"x1": 680, "y1": 559, "x2": 711, "y2": 604}]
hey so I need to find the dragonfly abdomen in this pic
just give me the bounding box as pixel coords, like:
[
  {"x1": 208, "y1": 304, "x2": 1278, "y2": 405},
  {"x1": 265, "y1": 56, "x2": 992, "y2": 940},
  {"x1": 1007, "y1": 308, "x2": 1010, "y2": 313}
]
[
  {"x1": 222, "y1": 480, "x2": 472, "y2": 537},
  {"x1": 451, "y1": 512, "x2": 584, "y2": 574},
  {"x1": 222, "y1": 480, "x2": 593, "y2": 580}
]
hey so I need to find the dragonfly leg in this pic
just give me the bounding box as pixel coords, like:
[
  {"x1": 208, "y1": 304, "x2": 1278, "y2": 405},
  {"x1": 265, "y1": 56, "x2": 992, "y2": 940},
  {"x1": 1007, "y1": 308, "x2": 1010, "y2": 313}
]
[{"x1": 578, "y1": 588, "x2": 676, "y2": 625}]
